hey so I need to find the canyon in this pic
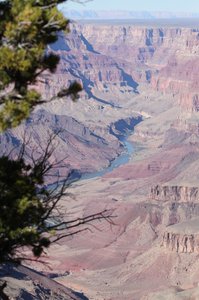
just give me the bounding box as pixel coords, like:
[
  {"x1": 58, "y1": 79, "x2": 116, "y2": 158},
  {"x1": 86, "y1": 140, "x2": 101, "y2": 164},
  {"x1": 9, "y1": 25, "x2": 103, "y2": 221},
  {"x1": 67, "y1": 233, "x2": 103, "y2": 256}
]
[{"x1": 2, "y1": 20, "x2": 199, "y2": 299}]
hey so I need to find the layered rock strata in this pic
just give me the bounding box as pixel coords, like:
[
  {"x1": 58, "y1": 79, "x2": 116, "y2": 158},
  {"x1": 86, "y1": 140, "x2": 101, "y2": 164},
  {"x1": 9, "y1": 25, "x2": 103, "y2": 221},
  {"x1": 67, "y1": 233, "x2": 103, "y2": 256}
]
[
  {"x1": 43, "y1": 24, "x2": 199, "y2": 111},
  {"x1": 162, "y1": 231, "x2": 196, "y2": 253},
  {"x1": 150, "y1": 185, "x2": 199, "y2": 203},
  {"x1": 162, "y1": 218, "x2": 199, "y2": 253}
]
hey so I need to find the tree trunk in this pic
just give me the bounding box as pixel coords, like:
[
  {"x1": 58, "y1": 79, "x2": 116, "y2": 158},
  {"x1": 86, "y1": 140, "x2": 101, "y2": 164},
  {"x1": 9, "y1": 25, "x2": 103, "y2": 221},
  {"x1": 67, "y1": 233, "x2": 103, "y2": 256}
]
[{"x1": 0, "y1": 281, "x2": 9, "y2": 300}]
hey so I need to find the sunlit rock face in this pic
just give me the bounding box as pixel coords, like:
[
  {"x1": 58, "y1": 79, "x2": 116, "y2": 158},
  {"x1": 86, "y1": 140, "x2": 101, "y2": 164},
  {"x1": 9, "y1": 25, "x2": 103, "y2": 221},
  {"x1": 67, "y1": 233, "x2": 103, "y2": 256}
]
[
  {"x1": 42, "y1": 24, "x2": 199, "y2": 111},
  {"x1": 150, "y1": 185, "x2": 199, "y2": 203}
]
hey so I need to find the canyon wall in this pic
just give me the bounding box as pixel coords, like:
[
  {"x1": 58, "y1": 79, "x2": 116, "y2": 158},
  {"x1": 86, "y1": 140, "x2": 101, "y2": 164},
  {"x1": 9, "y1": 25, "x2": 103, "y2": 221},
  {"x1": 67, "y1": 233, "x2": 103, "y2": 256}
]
[
  {"x1": 150, "y1": 185, "x2": 199, "y2": 203},
  {"x1": 2, "y1": 21, "x2": 199, "y2": 183},
  {"x1": 162, "y1": 230, "x2": 198, "y2": 253},
  {"x1": 149, "y1": 185, "x2": 199, "y2": 254},
  {"x1": 45, "y1": 23, "x2": 199, "y2": 111},
  {"x1": 2, "y1": 22, "x2": 199, "y2": 182},
  {"x1": 23, "y1": 22, "x2": 199, "y2": 299},
  {"x1": 44, "y1": 22, "x2": 199, "y2": 299}
]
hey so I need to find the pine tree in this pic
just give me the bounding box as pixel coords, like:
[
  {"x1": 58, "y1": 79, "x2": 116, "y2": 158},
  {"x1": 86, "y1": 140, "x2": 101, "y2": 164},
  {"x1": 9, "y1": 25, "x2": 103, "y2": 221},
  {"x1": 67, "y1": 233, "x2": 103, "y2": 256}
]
[
  {"x1": 0, "y1": 0, "x2": 112, "y2": 266},
  {"x1": 0, "y1": 0, "x2": 82, "y2": 130}
]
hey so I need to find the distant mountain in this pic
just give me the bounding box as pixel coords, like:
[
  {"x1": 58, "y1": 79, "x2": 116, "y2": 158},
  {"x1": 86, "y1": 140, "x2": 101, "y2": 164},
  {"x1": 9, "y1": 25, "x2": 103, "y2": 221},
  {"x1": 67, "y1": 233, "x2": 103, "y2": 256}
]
[{"x1": 61, "y1": 10, "x2": 199, "y2": 20}]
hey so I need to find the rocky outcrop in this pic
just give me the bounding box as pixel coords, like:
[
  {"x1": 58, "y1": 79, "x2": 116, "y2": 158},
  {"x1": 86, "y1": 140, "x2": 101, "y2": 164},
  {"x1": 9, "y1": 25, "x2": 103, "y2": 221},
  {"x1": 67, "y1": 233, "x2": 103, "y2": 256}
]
[
  {"x1": 150, "y1": 185, "x2": 199, "y2": 203},
  {"x1": 162, "y1": 231, "x2": 197, "y2": 253},
  {"x1": 151, "y1": 54, "x2": 199, "y2": 111},
  {"x1": 153, "y1": 185, "x2": 199, "y2": 254},
  {"x1": 0, "y1": 264, "x2": 87, "y2": 300},
  {"x1": 162, "y1": 217, "x2": 199, "y2": 253}
]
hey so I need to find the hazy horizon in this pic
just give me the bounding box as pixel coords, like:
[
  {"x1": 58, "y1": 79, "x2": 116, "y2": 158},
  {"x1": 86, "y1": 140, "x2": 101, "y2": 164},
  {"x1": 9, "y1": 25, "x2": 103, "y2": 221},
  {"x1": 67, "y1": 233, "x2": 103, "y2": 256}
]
[
  {"x1": 77, "y1": 18, "x2": 199, "y2": 28},
  {"x1": 61, "y1": 0, "x2": 199, "y2": 13},
  {"x1": 59, "y1": 8, "x2": 199, "y2": 23}
]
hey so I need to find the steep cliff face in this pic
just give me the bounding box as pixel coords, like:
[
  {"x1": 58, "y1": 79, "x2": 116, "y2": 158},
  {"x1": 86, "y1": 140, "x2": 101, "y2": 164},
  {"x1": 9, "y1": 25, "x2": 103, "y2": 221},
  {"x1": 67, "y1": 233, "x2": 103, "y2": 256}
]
[
  {"x1": 149, "y1": 185, "x2": 199, "y2": 254},
  {"x1": 162, "y1": 231, "x2": 197, "y2": 253},
  {"x1": 80, "y1": 25, "x2": 199, "y2": 111},
  {"x1": 162, "y1": 218, "x2": 199, "y2": 253},
  {"x1": 44, "y1": 24, "x2": 199, "y2": 112},
  {"x1": 150, "y1": 185, "x2": 199, "y2": 203},
  {"x1": 151, "y1": 55, "x2": 199, "y2": 111},
  {"x1": 43, "y1": 25, "x2": 141, "y2": 101}
]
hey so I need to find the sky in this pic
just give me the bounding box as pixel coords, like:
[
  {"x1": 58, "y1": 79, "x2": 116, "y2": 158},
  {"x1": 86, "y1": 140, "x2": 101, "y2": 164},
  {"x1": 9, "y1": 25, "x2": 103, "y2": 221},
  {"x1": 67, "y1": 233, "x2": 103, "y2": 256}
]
[{"x1": 64, "y1": 0, "x2": 199, "y2": 12}]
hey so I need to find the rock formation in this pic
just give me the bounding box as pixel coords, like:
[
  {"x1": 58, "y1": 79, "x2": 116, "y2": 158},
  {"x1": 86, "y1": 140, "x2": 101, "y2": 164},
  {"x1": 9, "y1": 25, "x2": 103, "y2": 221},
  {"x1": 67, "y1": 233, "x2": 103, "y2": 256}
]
[
  {"x1": 162, "y1": 231, "x2": 196, "y2": 253},
  {"x1": 0, "y1": 264, "x2": 86, "y2": 300},
  {"x1": 45, "y1": 23, "x2": 199, "y2": 111},
  {"x1": 162, "y1": 217, "x2": 199, "y2": 253},
  {"x1": 150, "y1": 185, "x2": 199, "y2": 203}
]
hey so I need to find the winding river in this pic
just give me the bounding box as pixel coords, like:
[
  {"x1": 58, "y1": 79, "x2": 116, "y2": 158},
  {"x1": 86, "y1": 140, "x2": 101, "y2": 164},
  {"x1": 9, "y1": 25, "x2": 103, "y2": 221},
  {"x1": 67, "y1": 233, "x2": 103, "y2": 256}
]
[
  {"x1": 67, "y1": 117, "x2": 143, "y2": 183},
  {"x1": 79, "y1": 116, "x2": 143, "y2": 181},
  {"x1": 80, "y1": 137, "x2": 134, "y2": 180}
]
